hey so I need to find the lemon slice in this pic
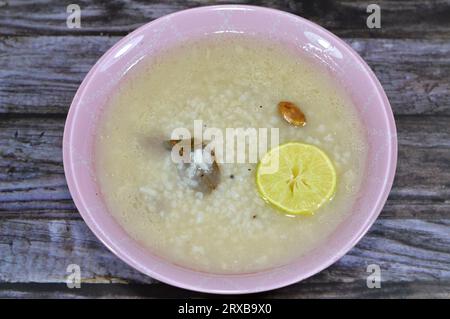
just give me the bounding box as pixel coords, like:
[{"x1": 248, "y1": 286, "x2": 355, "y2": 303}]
[{"x1": 256, "y1": 142, "x2": 336, "y2": 215}]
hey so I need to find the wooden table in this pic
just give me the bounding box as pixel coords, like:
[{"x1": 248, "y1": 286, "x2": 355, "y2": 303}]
[{"x1": 1, "y1": 0, "x2": 449, "y2": 298}]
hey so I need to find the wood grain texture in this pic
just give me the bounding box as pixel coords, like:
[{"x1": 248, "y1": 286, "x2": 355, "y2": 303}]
[
  {"x1": 1, "y1": 36, "x2": 450, "y2": 115},
  {"x1": 1, "y1": 0, "x2": 450, "y2": 38},
  {"x1": 1, "y1": 281, "x2": 447, "y2": 298},
  {"x1": 1, "y1": 281, "x2": 450, "y2": 299}
]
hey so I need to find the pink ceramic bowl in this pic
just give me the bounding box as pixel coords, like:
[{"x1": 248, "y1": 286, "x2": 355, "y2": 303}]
[{"x1": 63, "y1": 5, "x2": 397, "y2": 294}]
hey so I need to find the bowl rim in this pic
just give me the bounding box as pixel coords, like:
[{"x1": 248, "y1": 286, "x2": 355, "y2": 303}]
[{"x1": 63, "y1": 4, "x2": 397, "y2": 294}]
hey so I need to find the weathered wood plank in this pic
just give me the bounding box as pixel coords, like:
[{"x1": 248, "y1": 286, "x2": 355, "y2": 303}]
[
  {"x1": 0, "y1": 283, "x2": 200, "y2": 299},
  {"x1": 0, "y1": 36, "x2": 118, "y2": 114},
  {"x1": 1, "y1": 0, "x2": 450, "y2": 38},
  {"x1": 1, "y1": 36, "x2": 449, "y2": 115},
  {"x1": 1, "y1": 116, "x2": 449, "y2": 219},
  {"x1": 0, "y1": 219, "x2": 154, "y2": 284},
  {"x1": 0, "y1": 281, "x2": 448, "y2": 298},
  {"x1": 0, "y1": 218, "x2": 448, "y2": 286},
  {"x1": 262, "y1": 281, "x2": 450, "y2": 299}
]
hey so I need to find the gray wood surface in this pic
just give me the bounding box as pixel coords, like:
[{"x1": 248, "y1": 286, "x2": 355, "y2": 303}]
[
  {"x1": 0, "y1": 0, "x2": 449, "y2": 298},
  {"x1": 1, "y1": 0, "x2": 450, "y2": 38}
]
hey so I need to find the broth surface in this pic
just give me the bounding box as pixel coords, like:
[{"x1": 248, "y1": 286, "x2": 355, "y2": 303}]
[{"x1": 96, "y1": 35, "x2": 368, "y2": 274}]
